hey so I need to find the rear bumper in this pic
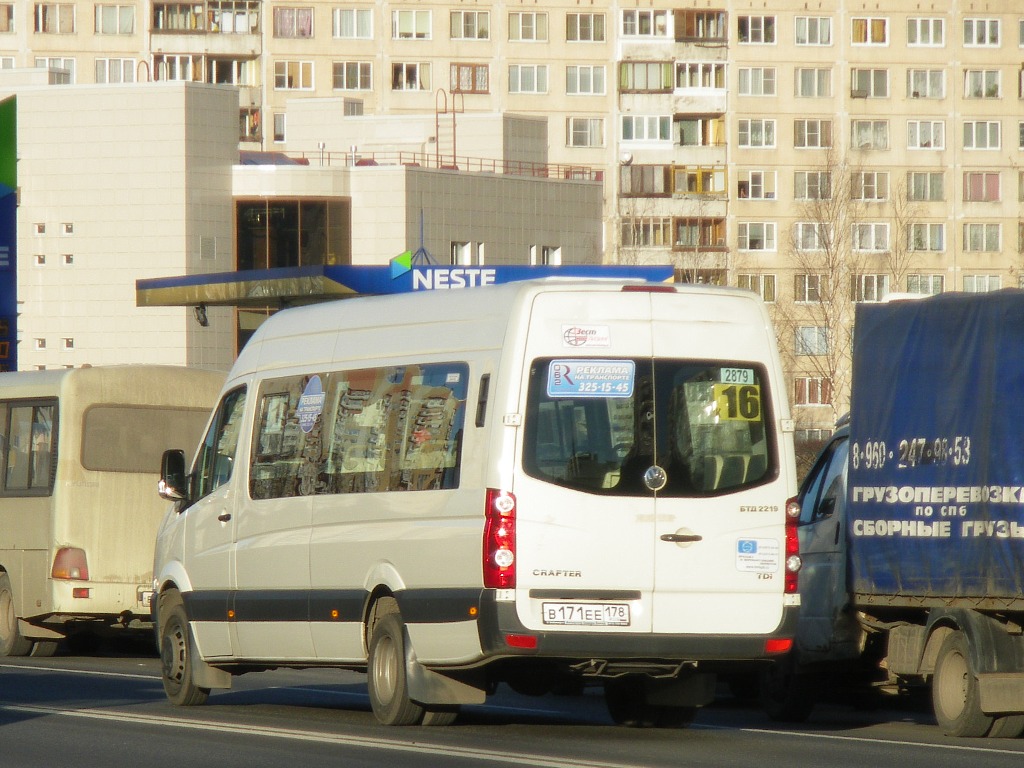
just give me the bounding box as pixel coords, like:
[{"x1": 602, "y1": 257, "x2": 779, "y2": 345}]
[{"x1": 476, "y1": 590, "x2": 799, "y2": 662}]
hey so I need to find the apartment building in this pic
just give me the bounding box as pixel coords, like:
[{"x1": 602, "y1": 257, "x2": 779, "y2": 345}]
[{"x1": 3, "y1": 0, "x2": 1024, "y2": 441}]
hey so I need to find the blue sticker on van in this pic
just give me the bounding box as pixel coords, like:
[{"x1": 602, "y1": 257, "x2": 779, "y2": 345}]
[
  {"x1": 546, "y1": 360, "x2": 635, "y2": 398},
  {"x1": 297, "y1": 375, "x2": 325, "y2": 433}
]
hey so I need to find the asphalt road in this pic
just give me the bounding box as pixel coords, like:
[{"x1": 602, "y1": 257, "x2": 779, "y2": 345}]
[{"x1": 1, "y1": 645, "x2": 1022, "y2": 768}]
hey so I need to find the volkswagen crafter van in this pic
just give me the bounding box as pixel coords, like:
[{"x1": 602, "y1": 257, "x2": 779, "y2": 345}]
[{"x1": 154, "y1": 279, "x2": 800, "y2": 727}]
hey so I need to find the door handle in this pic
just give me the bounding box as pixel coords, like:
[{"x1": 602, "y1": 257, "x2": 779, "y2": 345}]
[
  {"x1": 660, "y1": 533, "x2": 703, "y2": 543},
  {"x1": 217, "y1": 512, "x2": 232, "y2": 523}
]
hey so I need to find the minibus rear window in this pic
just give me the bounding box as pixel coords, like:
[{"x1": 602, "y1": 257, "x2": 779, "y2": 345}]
[{"x1": 522, "y1": 358, "x2": 775, "y2": 497}]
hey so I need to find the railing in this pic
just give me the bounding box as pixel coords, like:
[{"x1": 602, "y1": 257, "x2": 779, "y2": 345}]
[{"x1": 283, "y1": 149, "x2": 604, "y2": 182}]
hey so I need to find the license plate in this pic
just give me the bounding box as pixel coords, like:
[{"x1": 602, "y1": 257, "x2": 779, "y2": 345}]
[{"x1": 541, "y1": 602, "x2": 630, "y2": 627}]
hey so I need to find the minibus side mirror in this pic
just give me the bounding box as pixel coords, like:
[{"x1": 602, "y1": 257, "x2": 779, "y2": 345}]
[{"x1": 159, "y1": 449, "x2": 189, "y2": 503}]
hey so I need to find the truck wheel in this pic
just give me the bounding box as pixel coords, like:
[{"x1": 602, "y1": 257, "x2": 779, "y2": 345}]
[
  {"x1": 0, "y1": 573, "x2": 33, "y2": 657},
  {"x1": 760, "y1": 655, "x2": 816, "y2": 723},
  {"x1": 29, "y1": 640, "x2": 59, "y2": 657},
  {"x1": 932, "y1": 631, "x2": 992, "y2": 737},
  {"x1": 367, "y1": 612, "x2": 425, "y2": 726},
  {"x1": 158, "y1": 590, "x2": 210, "y2": 707},
  {"x1": 987, "y1": 715, "x2": 1024, "y2": 739}
]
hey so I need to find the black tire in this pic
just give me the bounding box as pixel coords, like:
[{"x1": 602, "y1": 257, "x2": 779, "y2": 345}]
[
  {"x1": 932, "y1": 631, "x2": 992, "y2": 738},
  {"x1": 988, "y1": 715, "x2": 1024, "y2": 739},
  {"x1": 367, "y1": 611, "x2": 425, "y2": 726},
  {"x1": 421, "y1": 707, "x2": 459, "y2": 726},
  {"x1": 0, "y1": 572, "x2": 33, "y2": 657},
  {"x1": 158, "y1": 590, "x2": 210, "y2": 707},
  {"x1": 604, "y1": 678, "x2": 695, "y2": 729},
  {"x1": 760, "y1": 655, "x2": 816, "y2": 723}
]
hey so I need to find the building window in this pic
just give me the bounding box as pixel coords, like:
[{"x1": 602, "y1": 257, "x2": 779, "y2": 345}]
[
  {"x1": 963, "y1": 18, "x2": 999, "y2": 47},
  {"x1": 852, "y1": 17, "x2": 887, "y2": 45},
  {"x1": 795, "y1": 16, "x2": 831, "y2": 45},
  {"x1": 62, "y1": 338, "x2": 74, "y2": 350},
  {"x1": 530, "y1": 246, "x2": 561, "y2": 265},
  {"x1": 737, "y1": 222, "x2": 776, "y2": 251},
  {"x1": 906, "y1": 274, "x2": 943, "y2": 295},
  {"x1": 152, "y1": 3, "x2": 203, "y2": 31},
  {"x1": 95, "y1": 58, "x2": 134, "y2": 83},
  {"x1": 794, "y1": 222, "x2": 828, "y2": 250},
  {"x1": 965, "y1": 69, "x2": 1000, "y2": 98},
  {"x1": 908, "y1": 223, "x2": 945, "y2": 252},
  {"x1": 34, "y1": 3, "x2": 74, "y2": 33},
  {"x1": 392, "y1": 9, "x2": 430, "y2": 40},
  {"x1": 963, "y1": 274, "x2": 1001, "y2": 293},
  {"x1": 851, "y1": 275, "x2": 890, "y2": 302},
  {"x1": 676, "y1": 10, "x2": 726, "y2": 42},
  {"x1": 794, "y1": 171, "x2": 831, "y2": 200},
  {"x1": 795, "y1": 326, "x2": 828, "y2": 356},
  {"x1": 332, "y1": 61, "x2": 371, "y2": 91},
  {"x1": 852, "y1": 120, "x2": 889, "y2": 150},
  {"x1": 851, "y1": 171, "x2": 888, "y2": 201},
  {"x1": 207, "y1": 0, "x2": 259, "y2": 33},
  {"x1": 619, "y1": 62, "x2": 672, "y2": 92},
  {"x1": 963, "y1": 172, "x2": 1000, "y2": 202},
  {"x1": 794, "y1": 119, "x2": 832, "y2": 149},
  {"x1": 333, "y1": 8, "x2": 371, "y2": 39},
  {"x1": 33, "y1": 223, "x2": 45, "y2": 234},
  {"x1": 1019, "y1": 223, "x2": 1024, "y2": 254},
  {"x1": 622, "y1": 116, "x2": 671, "y2": 142},
  {"x1": 790, "y1": 274, "x2": 823, "y2": 303},
  {"x1": 566, "y1": 12, "x2": 604, "y2": 42},
  {"x1": 450, "y1": 63, "x2": 488, "y2": 94},
  {"x1": 852, "y1": 223, "x2": 889, "y2": 252},
  {"x1": 1020, "y1": 170, "x2": 1024, "y2": 201},
  {"x1": 620, "y1": 165, "x2": 669, "y2": 196},
  {"x1": 795, "y1": 68, "x2": 831, "y2": 98},
  {"x1": 621, "y1": 217, "x2": 672, "y2": 247},
  {"x1": 34, "y1": 254, "x2": 45, "y2": 265},
  {"x1": 508, "y1": 64, "x2": 547, "y2": 94},
  {"x1": 676, "y1": 115, "x2": 724, "y2": 147},
  {"x1": 622, "y1": 9, "x2": 667, "y2": 37},
  {"x1": 0, "y1": 4, "x2": 13, "y2": 33},
  {"x1": 737, "y1": 273, "x2": 776, "y2": 302},
  {"x1": 674, "y1": 218, "x2": 725, "y2": 249},
  {"x1": 908, "y1": 120, "x2": 945, "y2": 149},
  {"x1": 34, "y1": 56, "x2": 75, "y2": 81},
  {"x1": 153, "y1": 53, "x2": 201, "y2": 81},
  {"x1": 273, "y1": 7, "x2": 312, "y2": 38},
  {"x1": 738, "y1": 67, "x2": 776, "y2": 96},
  {"x1": 676, "y1": 62, "x2": 726, "y2": 90},
  {"x1": 963, "y1": 223, "x2": 1000, "y2": 252},
  {"x1": 737, "y1": 170, "x2": 776, "y2": 199},
  {"x1": 794, "y1": 376, "x2": 832, "y2": 405},
  {"x1": 95, "y1": 4, "x2": 133, "y2": 34},
  {"x1": 34, "y1": 338, "x2": 46, "y2": 350},
  {"x1": 272, "y1": 113, "x2": 285, "y2": 142},
  {"x1": 392, "y1": 62, "x2": 430, "y2": 91},
  {"x1": 62, "y1": 253, "x2": 74, "y2": 265},
  {"x1": 738, "y1": 15, "x2": 775, "y2": 43},
  {"x1": 566, "y1": 117, "x2": 603, "y2": 147},
  {"x1": 963, "y1": 121, "x2": 1000, "y2": 149},
  {"x1": 274, "y1": 60, "x2": 313, "y2": 90},
  {"x1": 908, "y1": 171, "x2": 944, "y2": 201},
  {"x1": 908, "y1": 17, "x2": 944, "y2": 46},
  {"x1": 851, "y1": 68, "x2": 888, "y2": 98},
  {"x1": 509, "y1": 12, "x2": 546, "y2": 42},
  {"x1": 450, "y1": 11, "x2": 488, "y2": 40},
  {"x1": 673, "y1": 166, "x2": 726, "y2": 196},
  {"x1": 566, "y1": 65, "x2": 605, "y2": 95},
  {"x1": 908, "y1": 69, "x2": 944, "y2": 98},
  {"x1": 739, "y1": 119, "x2": 776, "y2": 148}
]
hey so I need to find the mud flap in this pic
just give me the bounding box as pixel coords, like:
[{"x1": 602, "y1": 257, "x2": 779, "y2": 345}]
[{"x1": 403, "y1": 626, "x2": 485, "y2": 706}]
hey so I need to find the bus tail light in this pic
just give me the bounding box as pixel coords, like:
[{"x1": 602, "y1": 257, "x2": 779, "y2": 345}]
[
  {"x1": 784, "y1": 497, "x2": 802, "y2": 594},
  {"x1": 483, "y1": 489, "x2": 516, "y2": 589},
  {"x1": 52, "y1": 547, "x2": 90, "y2": 581}
]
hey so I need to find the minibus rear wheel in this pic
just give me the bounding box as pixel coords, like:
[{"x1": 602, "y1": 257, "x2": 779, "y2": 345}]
[
  {"x1": 158, "y1": 589, "x2": 210, "y2": 707},
  {"x1": 0, "y1": 572, "x2": 33, "y2": 657}
]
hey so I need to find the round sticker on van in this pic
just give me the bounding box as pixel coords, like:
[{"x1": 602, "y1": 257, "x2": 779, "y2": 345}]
[{"x1": 297, "y1": 375, "x2": 325, "y2": 433}]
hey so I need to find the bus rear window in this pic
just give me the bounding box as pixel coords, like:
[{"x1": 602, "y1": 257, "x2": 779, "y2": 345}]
[{"x1": 81, "y1": 405, "x2": 213, "y2": 473}]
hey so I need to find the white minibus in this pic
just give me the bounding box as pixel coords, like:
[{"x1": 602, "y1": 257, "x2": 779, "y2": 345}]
[
  {"x1": 0, "y1": 365, "x2": 223, "y2": 655},
  {"x1": 155, "y1": 280, "x2": 800, "y2": 726}
]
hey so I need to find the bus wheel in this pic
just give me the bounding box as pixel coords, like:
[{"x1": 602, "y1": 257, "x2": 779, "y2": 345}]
[
  {"x1": 0, "y1": 573, "x2": 33, "y2": 657},
  {"x1": 932, "y1": 631, "x2": 992, "y2": 738},
  {"x1": 158, "y1": 590, "x2": 210, "y2": 707},
  {"x1": 367, "y1": 611, "x2": 425, "y2": 726},
  {"x1": 29, "y1": 640, "x2": 60, "y2": 657}
]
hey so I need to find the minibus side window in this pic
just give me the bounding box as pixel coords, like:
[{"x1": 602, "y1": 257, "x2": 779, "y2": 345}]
[
  {"x1": 1, "y1": 401, "x2": 57, "y2": 495},
  {"x1": 194, "y1": 387, "x2": 247, "y2": 501}
]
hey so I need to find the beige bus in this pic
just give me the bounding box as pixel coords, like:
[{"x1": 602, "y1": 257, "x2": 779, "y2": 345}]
[{"x1": 0, "y1": 365, "x2": 223, "y2": 656}]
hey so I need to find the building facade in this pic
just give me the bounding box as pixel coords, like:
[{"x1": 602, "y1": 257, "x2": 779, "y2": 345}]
[{"x1": 2, "y1": 1, "x2": 1024, "y2": 440}]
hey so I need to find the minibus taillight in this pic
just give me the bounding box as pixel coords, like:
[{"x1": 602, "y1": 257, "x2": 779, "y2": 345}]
[
  {"x1": 483, "y1": 489, "x2": 516, "y2": 589},
  {"x1": 784, "y1": 497, "x2": 802, "y2": 594},
  {"x1": 52, "y1": 547, "x2": 90, "y2": 581}
]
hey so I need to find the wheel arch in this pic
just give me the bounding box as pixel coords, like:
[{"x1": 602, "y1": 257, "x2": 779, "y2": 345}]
[{"x1": 922, "y1": 609, "x2": 1022, "y2": 677}]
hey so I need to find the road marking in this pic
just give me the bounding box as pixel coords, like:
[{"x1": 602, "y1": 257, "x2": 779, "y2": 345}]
[
  {"x1": 0, "y1": 703, "x2": 639, "y2": 768},
  {"x1": 0, "y1": 663, "x2": 154, "y2": 681}
]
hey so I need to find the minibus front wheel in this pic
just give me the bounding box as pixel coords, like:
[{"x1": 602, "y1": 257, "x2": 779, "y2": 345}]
[{"x1": 158, "y1": 589, "x2": 210, "y2": 707}]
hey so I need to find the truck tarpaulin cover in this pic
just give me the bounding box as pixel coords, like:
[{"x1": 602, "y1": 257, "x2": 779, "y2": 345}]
[{"x1": 848, "y1": 291, "x2": 1024, "y2": 599}]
